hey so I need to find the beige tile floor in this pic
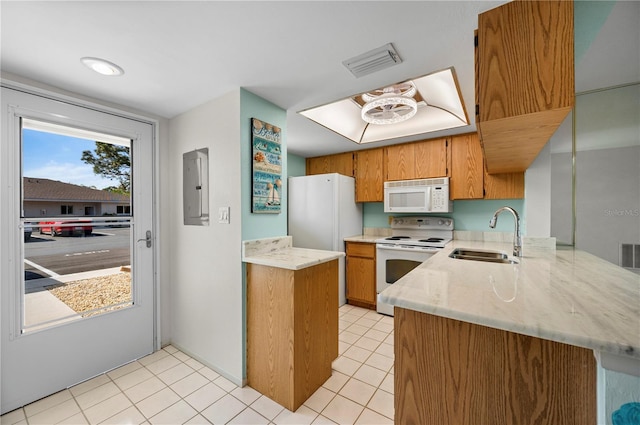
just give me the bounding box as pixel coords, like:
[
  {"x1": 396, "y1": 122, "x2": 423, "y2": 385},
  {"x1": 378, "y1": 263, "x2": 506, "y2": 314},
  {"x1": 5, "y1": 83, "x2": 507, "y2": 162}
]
[{"x1": 1, "y1": 305, "x2": 394, "y2": 424}]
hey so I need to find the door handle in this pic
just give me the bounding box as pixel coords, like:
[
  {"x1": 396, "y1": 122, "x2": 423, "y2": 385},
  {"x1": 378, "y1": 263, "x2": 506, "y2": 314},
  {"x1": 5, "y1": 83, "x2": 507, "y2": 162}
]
[{"x1": 137, "y1": 230, "x2": 152, "y2": 248}]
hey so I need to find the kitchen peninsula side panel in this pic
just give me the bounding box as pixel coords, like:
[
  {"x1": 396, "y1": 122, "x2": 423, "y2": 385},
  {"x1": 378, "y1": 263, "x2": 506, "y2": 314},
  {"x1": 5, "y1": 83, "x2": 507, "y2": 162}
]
[
  {"x1": 246, "y1": 260, "x2": 338, "y2": 411},
  {"x1": 394, "y1": 308, "x2": 596, "y2": 424}
]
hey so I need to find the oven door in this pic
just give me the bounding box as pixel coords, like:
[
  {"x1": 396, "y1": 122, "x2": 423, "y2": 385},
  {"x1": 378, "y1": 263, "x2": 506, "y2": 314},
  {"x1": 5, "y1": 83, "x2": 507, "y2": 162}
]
[{"x1": 375, "y1": 244, "x2": 437, "y2": 316}]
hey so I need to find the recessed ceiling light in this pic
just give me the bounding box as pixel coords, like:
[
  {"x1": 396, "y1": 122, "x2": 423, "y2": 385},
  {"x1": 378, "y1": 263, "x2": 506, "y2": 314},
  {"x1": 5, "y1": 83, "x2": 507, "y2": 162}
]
[{"x1": 80, "y1": 57, "x2": 124, "y2": 76}]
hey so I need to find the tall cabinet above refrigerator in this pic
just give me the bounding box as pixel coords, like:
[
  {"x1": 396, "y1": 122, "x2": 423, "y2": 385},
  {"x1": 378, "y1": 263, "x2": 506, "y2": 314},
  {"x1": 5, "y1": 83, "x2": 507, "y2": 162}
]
[{"x1": 288, "y1": 173, "x2": 363, "y2": 306}]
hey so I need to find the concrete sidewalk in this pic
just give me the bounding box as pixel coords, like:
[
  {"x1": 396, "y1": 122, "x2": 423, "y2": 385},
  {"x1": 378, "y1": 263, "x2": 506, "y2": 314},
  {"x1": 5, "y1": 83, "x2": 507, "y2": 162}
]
[{"x1": 23, "y1": 267, "x2": 124, "y2": 332}]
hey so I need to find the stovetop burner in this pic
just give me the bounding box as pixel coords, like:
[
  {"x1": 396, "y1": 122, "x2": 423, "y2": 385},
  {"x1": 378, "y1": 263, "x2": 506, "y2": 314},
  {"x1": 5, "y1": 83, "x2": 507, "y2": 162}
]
[{"x1": 375, "y1": 216, "x2": 454, "y2": 248}]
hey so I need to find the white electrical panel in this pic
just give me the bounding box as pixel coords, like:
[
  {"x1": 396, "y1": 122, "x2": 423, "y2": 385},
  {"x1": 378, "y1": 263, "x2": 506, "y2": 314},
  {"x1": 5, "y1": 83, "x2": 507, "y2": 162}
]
[{"x1": 183, "y1": 148, "x2": 209, "y2": 226}]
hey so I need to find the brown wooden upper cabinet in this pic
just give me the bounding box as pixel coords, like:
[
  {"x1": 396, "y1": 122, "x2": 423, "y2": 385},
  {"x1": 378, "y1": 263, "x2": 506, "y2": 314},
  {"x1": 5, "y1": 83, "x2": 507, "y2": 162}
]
[
  {"x1": 449, "y1": 134, "x2": 483, "y2": 200},
  {"x1": 385, "y1": 138, "x2": 448, "y2": 181},
  {"x1": 450, "y1": 133, "x2": 524, "y2": 200},
  {"x1": 354, "y1": 148, "x2": 384, "y2": 202},
  {"x1": 305, "y1": 134, "x2": 523, "y2": 202},
  {"x1": 476, "y1": 1, "x2": 574, "y2": 174},
  {"x1": 483, "y1": 165, "x2": 525, "y2": 199},
  {"x1": 306, "y1": 152, "x2": 354, "y2": 177}
]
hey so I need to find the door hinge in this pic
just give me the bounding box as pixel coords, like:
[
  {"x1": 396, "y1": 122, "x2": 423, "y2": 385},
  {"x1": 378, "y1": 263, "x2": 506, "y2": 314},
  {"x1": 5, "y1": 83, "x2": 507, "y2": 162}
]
[
  {"x1": 475, "y1": 104, "x2": 479, "y2": 116},
  {"x1": 474, "y1": 34, "x2": 478, "y2": 47}
]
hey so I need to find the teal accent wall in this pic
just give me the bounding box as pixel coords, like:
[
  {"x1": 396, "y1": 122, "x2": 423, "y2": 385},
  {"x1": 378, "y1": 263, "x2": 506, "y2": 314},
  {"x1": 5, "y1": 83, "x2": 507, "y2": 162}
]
[
  {"x1": 239, "y1": 89, "x2": 286, "y2": 380},
  {"x1": 364, "y1": 199, "x2": 525, "y2": 233},
  {"x1": 449, "y1": 199, "x2": 525, "y2": 232},
  {"x1": 240, "y1": 88, "x2": 287, "y2": 241},
  {"x1": 287, "y1": 153, "x2": 306, "y2": 177}
]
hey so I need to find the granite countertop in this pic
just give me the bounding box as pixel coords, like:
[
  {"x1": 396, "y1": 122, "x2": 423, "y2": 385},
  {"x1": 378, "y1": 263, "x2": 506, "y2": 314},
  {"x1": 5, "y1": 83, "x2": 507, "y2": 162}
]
[
  {"x1": 242, "y1": 236, "x2": 344, "y2": 270},
  {"x1": 343, "y1": 235, "x2": 380, "y2": 244},
  {"x1": 379, "y1": 239, "x2": 640, "y2": 363}
]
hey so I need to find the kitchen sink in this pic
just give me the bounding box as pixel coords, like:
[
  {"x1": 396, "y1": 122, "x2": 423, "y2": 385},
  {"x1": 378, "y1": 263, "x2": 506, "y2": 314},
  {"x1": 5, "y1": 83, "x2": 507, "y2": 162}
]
[{"x1": 449, "y1": 248, "x2": 519, "y2": 264}]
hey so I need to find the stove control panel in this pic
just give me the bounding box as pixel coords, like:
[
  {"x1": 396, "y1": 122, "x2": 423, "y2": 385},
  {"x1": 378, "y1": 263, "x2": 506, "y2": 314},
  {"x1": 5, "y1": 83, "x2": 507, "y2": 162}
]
[{"x1": 390, "y1": 216, "x2": 453, "y2": 230}]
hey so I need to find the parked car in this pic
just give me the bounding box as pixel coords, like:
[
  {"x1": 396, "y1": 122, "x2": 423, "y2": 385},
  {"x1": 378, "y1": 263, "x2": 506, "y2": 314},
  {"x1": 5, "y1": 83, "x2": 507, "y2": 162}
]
[
  {"x1": 24, "y1": 223, "x2": 33, "y2": 241},
  {"x1": 39, "y1": 221, "x2": 93, "y2": 237}
]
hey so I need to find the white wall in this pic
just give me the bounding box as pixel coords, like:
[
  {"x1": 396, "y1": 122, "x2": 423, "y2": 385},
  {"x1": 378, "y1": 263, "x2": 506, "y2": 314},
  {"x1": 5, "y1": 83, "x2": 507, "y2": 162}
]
[
  {"x1": 550, "y1": 111, "x2": 574, "y2": 245},
  {"x1": 574, "y1": 85, "x2": 640, "y2": 267},
  {"x1": 524, "y1": 141, "x2": 552, "y2": 237},
  {"x1": 168, "y1": 90, "x2": 244, "y2": 384}
]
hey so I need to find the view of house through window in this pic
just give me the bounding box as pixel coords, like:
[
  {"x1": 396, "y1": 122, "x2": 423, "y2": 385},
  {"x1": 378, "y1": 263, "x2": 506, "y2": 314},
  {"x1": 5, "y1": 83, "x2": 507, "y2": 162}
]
[
  {"x1": 21, "y1": 119, "x2": 134, "y2": 332},
  {"x1": 117, "y1": 205, "x2": 131, "y2": 215}
]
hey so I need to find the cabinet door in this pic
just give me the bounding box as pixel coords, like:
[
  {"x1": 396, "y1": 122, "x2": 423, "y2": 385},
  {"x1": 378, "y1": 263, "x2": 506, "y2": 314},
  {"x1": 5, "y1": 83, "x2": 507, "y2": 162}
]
[
  {"x1": 483, "y1": 168, "x2": 524, "y2": 199},
  {"x1": 385, "y1": 139, "x2": 449, "y2": 181},
  {"x1": 306, "y1": 152, "x2": 354, "y2": 176},
  {"x1": 346, "y1": 256, "x2": 376, "y2": 304},
  {"x1": 477, "y1": 1, "x2": 574, "y2": 122},
  {"x1": 330, "y1": 152, "x2": 354, "y2": 177},
  {"x1": 414, "y1": 138, "x2": 448, "y2": 179},
  {"x1": 385, "y1": 144, "x2": 416, "y2": 181},
  {"x1": 450, "y1": 134, "x2": 483, "y2": 199},
  {"x1": 476, "y1": 1, "x2": 574, "y2": 173},
  {"x1": 306, "y1": 156, "x2": 330, "y2": 175},
  {"x1": 355, "y1": 148, "x2": 384, "y2": 202}
]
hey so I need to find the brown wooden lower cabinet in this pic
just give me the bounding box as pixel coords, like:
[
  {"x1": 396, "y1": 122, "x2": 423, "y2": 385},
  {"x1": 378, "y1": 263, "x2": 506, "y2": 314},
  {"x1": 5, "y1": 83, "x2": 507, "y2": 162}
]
[
  {"x1": 345, "y1": 241, "x2": 376, "y2": 309},
  {"x1": 394, "y1": 308, "x2": 596, "y2": 425},
  {"x1": 246, "y1": 261, "x2": 338, "y2": 412}
]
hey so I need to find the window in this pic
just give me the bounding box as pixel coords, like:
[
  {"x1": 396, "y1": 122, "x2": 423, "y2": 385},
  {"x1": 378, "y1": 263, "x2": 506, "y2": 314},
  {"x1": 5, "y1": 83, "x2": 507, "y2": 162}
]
[
  {"x1": 117, "y1": 205, "x2": 131, "y2": 215},
  {"x1": 20, "y1": 118, "x2": 134, "y2": 331}
]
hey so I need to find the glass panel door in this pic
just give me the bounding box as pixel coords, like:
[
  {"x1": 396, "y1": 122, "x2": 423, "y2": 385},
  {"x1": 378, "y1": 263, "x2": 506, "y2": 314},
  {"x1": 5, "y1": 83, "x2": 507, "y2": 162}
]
[
  {"x1": 1, "y1": 86, "x2": 156, "y2": 414},
  {"x1": 22, "y1": 120, "x2": 134, "y2": 332}
]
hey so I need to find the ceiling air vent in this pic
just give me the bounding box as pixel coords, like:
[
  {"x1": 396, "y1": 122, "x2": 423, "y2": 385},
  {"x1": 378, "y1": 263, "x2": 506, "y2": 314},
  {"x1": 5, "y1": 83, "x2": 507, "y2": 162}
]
[{"x1": 342, "y1": 43, "x2": 402, "y2": 78}]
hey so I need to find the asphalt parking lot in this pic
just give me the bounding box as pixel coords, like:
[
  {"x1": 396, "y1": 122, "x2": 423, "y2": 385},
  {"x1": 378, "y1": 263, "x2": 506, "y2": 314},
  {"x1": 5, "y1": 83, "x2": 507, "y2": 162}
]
[{"x1": 24, "y1": 227, "x2": 131, "y2": 280}]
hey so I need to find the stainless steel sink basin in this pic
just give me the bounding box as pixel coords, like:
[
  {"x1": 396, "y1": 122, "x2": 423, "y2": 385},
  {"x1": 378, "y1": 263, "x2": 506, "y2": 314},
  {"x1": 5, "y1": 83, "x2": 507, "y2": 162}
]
[{"x1": 449, "y1": 248, "x2": 519, "y2": 264}]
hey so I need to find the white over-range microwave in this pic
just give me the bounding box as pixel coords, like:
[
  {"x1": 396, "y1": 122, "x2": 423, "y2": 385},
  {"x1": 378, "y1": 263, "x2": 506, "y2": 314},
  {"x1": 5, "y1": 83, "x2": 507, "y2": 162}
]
[{"x1": 384, "y1": 177, "x2": 453, "y2": 213}]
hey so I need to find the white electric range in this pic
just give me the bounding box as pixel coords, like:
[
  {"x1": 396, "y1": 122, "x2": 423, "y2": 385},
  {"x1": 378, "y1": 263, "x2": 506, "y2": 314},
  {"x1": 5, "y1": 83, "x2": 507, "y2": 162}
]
[{"x1": 375, "y1": 216, "x2": 453, "y2": 316}]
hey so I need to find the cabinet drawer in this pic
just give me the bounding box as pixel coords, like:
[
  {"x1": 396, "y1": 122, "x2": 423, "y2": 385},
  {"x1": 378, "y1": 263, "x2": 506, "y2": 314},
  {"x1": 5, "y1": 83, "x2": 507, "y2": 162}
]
[{"x1": 346, "y1": 242, "x2": 375, "y2": 258}]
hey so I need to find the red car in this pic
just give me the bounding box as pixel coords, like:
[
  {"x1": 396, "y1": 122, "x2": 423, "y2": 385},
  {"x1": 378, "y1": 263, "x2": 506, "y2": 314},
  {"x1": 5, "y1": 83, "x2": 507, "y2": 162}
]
[{"x1": 39, "y1": 221, "x2": 93, "y2": 237}]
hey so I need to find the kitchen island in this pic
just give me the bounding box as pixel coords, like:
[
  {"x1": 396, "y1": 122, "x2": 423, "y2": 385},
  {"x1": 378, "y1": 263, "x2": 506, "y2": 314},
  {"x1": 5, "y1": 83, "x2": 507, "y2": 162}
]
[
  {"x1": 242, "y1": 236, "x2": 343, "y2": 411},
  {"x1": 379, "y1": 239, "x2": 640, "y2": 424}
]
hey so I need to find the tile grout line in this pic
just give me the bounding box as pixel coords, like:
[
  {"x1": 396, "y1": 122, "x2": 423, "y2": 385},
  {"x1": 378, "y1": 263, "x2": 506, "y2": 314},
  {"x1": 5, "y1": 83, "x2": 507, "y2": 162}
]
[
  {"x1": 139, "y1": 350, "x2": 212, "y2": 423},
  {"x1": 84, "y1": 364, "x2": 144, "y2": 424},
  {"x1": 6, "y1": 305, "x2": 394, "y2": 425}
]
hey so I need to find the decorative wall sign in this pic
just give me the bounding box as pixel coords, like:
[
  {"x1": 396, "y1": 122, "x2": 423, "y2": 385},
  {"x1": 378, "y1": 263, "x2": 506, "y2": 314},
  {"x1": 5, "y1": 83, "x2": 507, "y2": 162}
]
[{"x1": 251, "y1": 118, "x2": 282, "y2": 213}]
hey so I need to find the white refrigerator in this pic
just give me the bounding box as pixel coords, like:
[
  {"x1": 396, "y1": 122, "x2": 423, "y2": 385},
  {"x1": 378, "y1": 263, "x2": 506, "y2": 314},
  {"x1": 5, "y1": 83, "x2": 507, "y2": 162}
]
[{"x1": 288, "y1": 173, "x2": 363, "y2": 306}]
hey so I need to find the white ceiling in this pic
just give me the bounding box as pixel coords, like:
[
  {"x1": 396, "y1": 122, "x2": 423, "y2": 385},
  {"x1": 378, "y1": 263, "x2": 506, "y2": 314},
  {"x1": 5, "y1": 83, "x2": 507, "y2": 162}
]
[{"x1": 1, "y1": 1, "x2": 638, "y2": 158}]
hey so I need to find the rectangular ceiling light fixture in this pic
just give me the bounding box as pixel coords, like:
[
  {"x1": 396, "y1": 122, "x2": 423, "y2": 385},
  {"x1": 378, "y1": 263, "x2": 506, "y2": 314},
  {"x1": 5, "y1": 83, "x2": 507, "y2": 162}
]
[
  {"x1": 299, "y1": 67, "x2": 469, "y2": 145},
  {"x1": 342, "y1": 43, "x2": 402, "y2": 78}
]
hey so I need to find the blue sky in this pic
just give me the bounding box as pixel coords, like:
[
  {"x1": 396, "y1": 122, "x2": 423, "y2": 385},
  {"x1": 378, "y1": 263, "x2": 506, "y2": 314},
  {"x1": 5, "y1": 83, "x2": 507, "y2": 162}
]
[{"x1": 22, "y1": 129, "x2": 118, "y2": 190}]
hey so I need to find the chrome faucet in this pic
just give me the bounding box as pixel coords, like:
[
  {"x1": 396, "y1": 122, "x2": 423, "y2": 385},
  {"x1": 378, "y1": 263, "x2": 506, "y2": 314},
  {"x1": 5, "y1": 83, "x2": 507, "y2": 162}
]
[{"x1": 489, "y1": 206, "x2": 522, "y2": 257}]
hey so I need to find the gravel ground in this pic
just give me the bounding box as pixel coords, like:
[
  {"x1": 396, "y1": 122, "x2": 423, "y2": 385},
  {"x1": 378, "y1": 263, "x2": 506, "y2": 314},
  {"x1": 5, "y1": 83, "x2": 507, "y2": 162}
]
[{"x1": 47, "y1": 272, "x2": 132, "y2": 318}]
